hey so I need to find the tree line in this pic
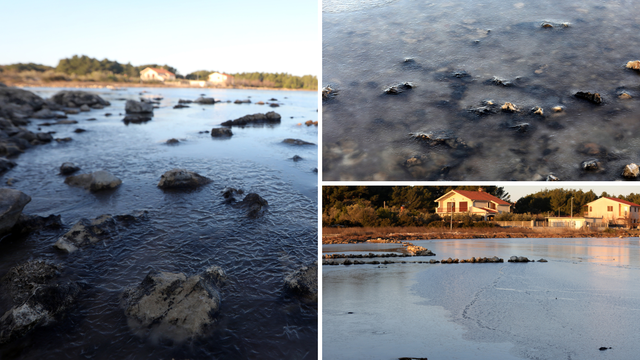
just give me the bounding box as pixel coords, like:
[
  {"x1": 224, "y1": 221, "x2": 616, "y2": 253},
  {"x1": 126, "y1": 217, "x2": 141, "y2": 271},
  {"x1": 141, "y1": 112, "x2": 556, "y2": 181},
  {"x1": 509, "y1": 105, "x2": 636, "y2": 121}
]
[
  {"x1": 322, "y1": 186, "x2": 640, "y2": 228},
  {"x1": 186, "y1": 70, "x2": 318, "y2": 90}
]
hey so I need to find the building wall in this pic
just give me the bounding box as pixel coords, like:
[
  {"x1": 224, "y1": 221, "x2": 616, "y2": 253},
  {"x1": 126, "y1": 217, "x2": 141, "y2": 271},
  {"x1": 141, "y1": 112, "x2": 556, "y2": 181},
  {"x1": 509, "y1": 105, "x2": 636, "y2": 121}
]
[{"x1": 586, "y1": 198, "x2": 640, "y2": 226}]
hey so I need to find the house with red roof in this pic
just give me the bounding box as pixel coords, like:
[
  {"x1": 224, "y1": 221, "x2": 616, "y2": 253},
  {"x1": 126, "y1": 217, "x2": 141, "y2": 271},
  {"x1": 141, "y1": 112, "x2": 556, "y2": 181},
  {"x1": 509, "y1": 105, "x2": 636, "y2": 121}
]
[
  {"x1": 583, "y1": 197, "x2": 640, "y2": 228},
  {"x1": 140, "y1": 67, "x2": 176, "y2": 82},
  {"x1": 434, "y1": 189, "x2": 511, "y2": 218}
]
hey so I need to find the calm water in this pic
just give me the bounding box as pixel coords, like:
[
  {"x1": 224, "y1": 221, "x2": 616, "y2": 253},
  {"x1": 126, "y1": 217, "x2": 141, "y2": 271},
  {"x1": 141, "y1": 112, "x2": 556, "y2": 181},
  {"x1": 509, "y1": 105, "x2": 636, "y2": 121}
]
[
  {"x1": 323, "y1": 238, "x2": 640, "y2": 359},
  {"x1": 323, "y1": 0, "x2": 640, "y2": 180},
  {"x1": 0, "y1": 87, "x2": 318, "y2": 359}
]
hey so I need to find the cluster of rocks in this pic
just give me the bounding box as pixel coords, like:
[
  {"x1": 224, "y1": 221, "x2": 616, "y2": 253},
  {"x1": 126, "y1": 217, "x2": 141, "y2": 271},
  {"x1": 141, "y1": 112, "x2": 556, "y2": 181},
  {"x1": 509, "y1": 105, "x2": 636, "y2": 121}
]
[
  {"x1": 508, "y1": 256, "x2": 547, "y2": 262},
  {"x1": 283, "y1": 138, "x2": 315, "y2": 146},
  {"x1": 283, "y1": 261, "x2": 317, "y2": 302},
  {"x1": 0, "y1": 261, "x2": 81, "y2": 345},
  {"x1": 405, "y1": 245, "x2": 435, "y2": 256},
  {"x1": 0, "y1": 88, "x2": 110, "y2": 159},
  {"x1": 323, "y1": 251, "x2": 435, "y2": 259},
  {"x1": 322, "y1": 255, "x2": 550, "y2": 266},
  {"x1": 220, "y1": 111, "x2": 281, "y2": 126},
  {"x1": 366, "y1": 238, "x2": 404, "y2": 244}
]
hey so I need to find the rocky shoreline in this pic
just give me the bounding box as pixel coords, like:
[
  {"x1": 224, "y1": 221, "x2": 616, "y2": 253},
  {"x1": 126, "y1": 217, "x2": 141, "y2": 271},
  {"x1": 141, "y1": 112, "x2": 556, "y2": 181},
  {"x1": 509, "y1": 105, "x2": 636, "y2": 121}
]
[{"x1": 0, "y1": 84, "x2": 318, "y2": 347}]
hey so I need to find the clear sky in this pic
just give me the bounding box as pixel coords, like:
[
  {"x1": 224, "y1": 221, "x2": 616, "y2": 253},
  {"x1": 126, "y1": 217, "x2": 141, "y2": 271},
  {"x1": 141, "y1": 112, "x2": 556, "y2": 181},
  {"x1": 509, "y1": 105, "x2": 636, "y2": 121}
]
[{"x1": 0, "y1": 0, "x2": 319, "y2": 76}]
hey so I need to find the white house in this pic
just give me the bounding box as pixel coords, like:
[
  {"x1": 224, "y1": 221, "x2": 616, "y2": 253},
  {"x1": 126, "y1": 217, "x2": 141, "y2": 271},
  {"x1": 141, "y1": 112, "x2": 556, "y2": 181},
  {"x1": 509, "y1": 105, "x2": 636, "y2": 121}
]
[
  {"x1": 208, "y1": 72, "x2": 234, "y2": 85},
  {"x1": 434, "y1": 189, "x2": 511, "y2": 218},
  {"x1": 140, "y1": 67, "x2": 176, "y2": 82},
  {"x1": 583, "y1": 197, "x2": 640, "y2": 228}
]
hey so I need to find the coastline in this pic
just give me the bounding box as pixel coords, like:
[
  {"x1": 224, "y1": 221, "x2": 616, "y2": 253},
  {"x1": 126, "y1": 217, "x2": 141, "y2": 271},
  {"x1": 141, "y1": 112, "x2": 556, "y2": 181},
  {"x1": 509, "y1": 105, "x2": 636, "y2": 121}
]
[
  {"x1": 322, "y1": 227, "x2": 640, "y2": 244},
  {"x1": 3, "y1": 80, "x2": 316, "y2": 92}
]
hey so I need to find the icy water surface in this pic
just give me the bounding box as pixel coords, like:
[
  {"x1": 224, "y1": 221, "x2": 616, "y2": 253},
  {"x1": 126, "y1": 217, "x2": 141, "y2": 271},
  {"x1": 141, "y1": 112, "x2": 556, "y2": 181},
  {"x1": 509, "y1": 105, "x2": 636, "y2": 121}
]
[
  {"x1": 323, "y1": 0, "x2": 640, "y2": 180},
  {"x1": 0, "y1": 87, "x2": 317, "y2": 359},
  {"x1": 323, "y1": 238, "x2": 640, "y2": 359}
]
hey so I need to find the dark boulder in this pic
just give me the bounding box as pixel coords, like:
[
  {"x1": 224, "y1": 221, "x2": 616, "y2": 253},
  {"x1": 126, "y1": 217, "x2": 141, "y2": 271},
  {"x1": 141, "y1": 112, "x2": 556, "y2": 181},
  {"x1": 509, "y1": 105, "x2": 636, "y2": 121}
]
[
  {"x1": 11, "y1": 214, "x2": 63, "y2": 235},
  {"x1": 194, "y1": 97, "x2": 215, "y2": 104},
  {"x1": 64, "y1": 170, "x2": 122, "y2": 191},
  {"x1": 60, "y1": 162, "x2": 80, "y2": 175},
  {"x1": 221, "y1": 111, "x2": 281, "y2": 126},
  {"x1": 0, "y1": 157, "x2": 16, "y2": 175},
  {"x1": 0, "y1": 260, "x2": 81, "y2": 344},
  {"x1": 0, "y1": 188, "x2": 31, "y2": 234},
  {"x1": 157, "y1": 168, "x2": 212, "y2": 189},
  {"x1": 121, "y1": 266, "x2": 226, "y2": 342},
  {"x1": 283, "y1": 138, "x2": 315, "y2": 145},
  {"x1": 221, "y1": 187, "x2": 244, "y2": 202},
  {"x1": 574, "y1": 91, "x2": 602, "y2": 104},
  {"x1": 236, "y1": 193, "x2": 268, "y2": 217},
  {"x1": 284, "y1": 261, "x2": 317, "y2": 302},
  {"x1": 50, "y1": 91, "x2": 110, "y2": 108},
  {"x1": 211, "y1": 128, "x2": 233, "y2": 137}
]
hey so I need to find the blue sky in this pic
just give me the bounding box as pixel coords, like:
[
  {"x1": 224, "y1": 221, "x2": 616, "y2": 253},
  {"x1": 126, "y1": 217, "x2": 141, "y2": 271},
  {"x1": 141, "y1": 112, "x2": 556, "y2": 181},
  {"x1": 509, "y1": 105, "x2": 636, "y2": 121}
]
[{"x1": 0, "y1": 0, "x2": 319, "y2": 76}]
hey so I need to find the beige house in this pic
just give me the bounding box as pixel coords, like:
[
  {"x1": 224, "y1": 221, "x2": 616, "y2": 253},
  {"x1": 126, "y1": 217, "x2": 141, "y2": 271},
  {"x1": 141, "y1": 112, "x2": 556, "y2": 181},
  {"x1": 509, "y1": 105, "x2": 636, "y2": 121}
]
[
  {"x1": 140, "y1": 67, "x2": 176, "y2": 82},
  {"x1": 435, "y1": 189, "x2": 511, "y2": 218},
  {"x1": 208, "y1": 72, "x2": 234, "y2": 85},
  {"x1": 583, "y1": 197, "x2": 640, "y2": 228}
]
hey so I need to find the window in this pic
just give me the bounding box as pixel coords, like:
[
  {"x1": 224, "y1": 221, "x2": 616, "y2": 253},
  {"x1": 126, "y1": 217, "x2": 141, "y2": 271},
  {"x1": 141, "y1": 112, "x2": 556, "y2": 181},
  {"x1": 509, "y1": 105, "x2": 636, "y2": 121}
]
[
  {"x1": 459, "y1": 202, "x2": 468, "y2": 212},
  {"x1": 590, "y1": 206, "x2": 592, "y2": 212},
  {"x1": 607, "y1": 206, "x2": 613, "y2": 212},
  {"x1": 447, "y1": 202, "x2": 455, "y2": 213}
]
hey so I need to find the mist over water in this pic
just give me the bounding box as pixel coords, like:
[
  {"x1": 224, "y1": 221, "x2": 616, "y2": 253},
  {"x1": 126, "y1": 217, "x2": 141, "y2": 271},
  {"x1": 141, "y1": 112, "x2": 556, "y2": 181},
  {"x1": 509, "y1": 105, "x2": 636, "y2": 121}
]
[
  {"x1": 323, "y1": 238, "x2": 640, "y2": 359},
  {"x1": 0, "y1": 87, "x2": 318, "y2": 359},
  {"x1": 323, "y1": 0, "x2": 640, "y2": 180}
]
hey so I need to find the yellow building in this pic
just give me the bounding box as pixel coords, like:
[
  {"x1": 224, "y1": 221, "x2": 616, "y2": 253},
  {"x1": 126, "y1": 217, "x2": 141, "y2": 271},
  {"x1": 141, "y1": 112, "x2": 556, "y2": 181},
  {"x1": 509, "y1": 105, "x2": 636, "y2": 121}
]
[
  {"x1": 140, "y1": 67, "x2": 176, "y2": 82},
  {"x1": 583, "y1": 197, "x2": 640, "y2": 228},
  {"x1": 434, "y1": 189, "x2": 511, "y2": 218}
]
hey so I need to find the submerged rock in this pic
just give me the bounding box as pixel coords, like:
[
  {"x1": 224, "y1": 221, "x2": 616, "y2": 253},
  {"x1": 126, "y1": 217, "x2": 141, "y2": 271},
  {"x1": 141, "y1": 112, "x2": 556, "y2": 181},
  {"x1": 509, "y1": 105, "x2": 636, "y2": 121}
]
[
  {"x1": 384, "y1": 82, "x2": 413, "y2": 94},
  {"x1": 411, "y1": 130, "x2": 469, "y2": 150},
  {"x1": 60, "y1": 162, "x2": 80, "y2": 175},
  {"x1": 283, "y1": 138, "x2": 315, "y2": 145},
  {"x1": 194, "y1": 97, "x2": 215, "y2": 104},
  {"x1": 64, "y1": 170, "x2": 122, "y2": 191},
  {"x1": 157, "y1": 168, "x2": 212, "y2": 189},
  {"x1": 581, "y1": 159, "x2": 600, "y2": 171},
  {"x1": 0, "y1": 260, "x2": 81, "y2": 345},
  {"x1": 211, "y1": 128, "x2": 232, "y2": 137},
  {"x1": 508, "y1": 256, "x2": 532, "y2": 263},
  {"x1": 220, "y1": 111, "x2": 281, "y2": 126},
  {"x1": 237, "y1": 193, "x2": 268, "y2": 217},
  {"x1": 166, "y1": 138, "x2": 179, "y2": 144},
  {"x1": 121, "y1": 266, "x2": 226, "y2": 342},
  {"x1": 234, "y1": 99, "x2": 251, "y2": 104},
  {"x1": 11, "y1": 214, "x2": 63, "y2": 234},
  {"x1": 622, "y1": 163, "x2": 639, "y2": 178},
  {"x1": 0, "y1": 157, "x2": 16, "y2": 175},
  {"x1": 322, "y1": 85, "x2": 338, "y2": 100},
  {"x1": 574, "y1": 91, "x2": 602, "y2": 104},
  {"x1": 221, "y1": 187, "x2": 244, "y2": 202},
  {"x1": 0, "y1": 188, "x2": 31, "y2": 234},
  {"x1": 54, "y1": 214, "x2": 117, "y2": 252},
  {"x1": 284, "y1": 261, "x2": 318, "y2": 302}
]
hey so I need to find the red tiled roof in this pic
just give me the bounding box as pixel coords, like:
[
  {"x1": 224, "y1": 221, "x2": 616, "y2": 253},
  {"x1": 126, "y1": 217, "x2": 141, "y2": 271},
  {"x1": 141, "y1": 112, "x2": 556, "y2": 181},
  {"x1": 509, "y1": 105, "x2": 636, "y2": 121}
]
[
  {"x1": 451, "y1": 190, "x2": 511, "y2": 205},
  {"x1": 603, "y1": 197, "x2": 640, "y2": 207}
]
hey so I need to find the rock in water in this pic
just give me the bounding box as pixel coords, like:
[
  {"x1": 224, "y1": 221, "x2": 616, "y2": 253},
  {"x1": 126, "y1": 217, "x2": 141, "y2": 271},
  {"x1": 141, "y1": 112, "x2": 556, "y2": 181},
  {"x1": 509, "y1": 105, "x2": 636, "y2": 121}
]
[
  {"x1": 626, "y1": 60, "x2": 640, "y2": 70},
  {"x1": 194, "y1": 97, "x2": 215, "y2": 104},
  {"x1": 157, "y1": 168, "x2": 212, "y2": 189},
  {"x1": 574, "y1": 91, "x2": 602, "y2": 104},
  {"x1": 282, "y1": 138, "x2": 315, "y2": 145},
  {"x1": 54, "y1": 214, "x2": 117, "y2": 252},
  {"x1": 124, "y1": 100, "x2": 154, "y2": 123},
  {"x1": 64, "y1": 170, "x2": 122, "y2": 191},
  {"x1": 284, "y1": 262, "x2": 318, "y2": 302},
  {"x1": 237, "y1": 193, "x2": 268, "y2": 217},
  {"x1": 60, "y1": 162, "x2": 80, "y2": 175},
  {"x1": 0, "y1": 188, "x2": 31, "y2": 234},
  {"x1": 622, "y1": 163, "x2": 639, "y2": 178},
  {"x1": 220, "y1": 111, "x2": 281, "y2": 126},
  {"x1": 211, "y1": 128, "x2": 233, "y2": 137},
  {"x1": 121, "y1": 266, "x2": 226, "y2": 342},
  {"x1": 50, "y1": 91, "x2": 110, "y2": 107},
  {"x1": 0, "y1": 260, "x2": 81, "y2": 344},
  {"x1": 384, "y1": 82, "x2": 413, "y2": 94},
  {"x1": 0, "y1": 157, "x2": 17, "y2": 175}
]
